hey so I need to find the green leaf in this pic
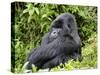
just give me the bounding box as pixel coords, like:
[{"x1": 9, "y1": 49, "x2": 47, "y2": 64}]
[
  {"x1": 32, "y1": 64, "x2": 37, "y2": 72},
  {"x1": 23, "y1": 9, "x2": 28, "y2": 14},
  {"x1": 79, "y1": 10, "x2": 86, "y2": 18},
  {"x1": 41, "y1": 14, "x2": 47, "y2": 19},
  {"x1": 29, "y1": 9, "x2": 34, "y2": 16},
  {"x1": 26, "y1": 3, "x2": 33, "y2": 10},
  {"x1": 34, "y1": 8, "x2": 39, "y2": 15},
  {"x1": 28, "y1": 16, "x2": 32, "y2": 23}
]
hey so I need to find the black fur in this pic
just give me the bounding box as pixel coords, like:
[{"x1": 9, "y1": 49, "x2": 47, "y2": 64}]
[{"x1": 26, "y1": 13, "x2": 82, "y2": 70}]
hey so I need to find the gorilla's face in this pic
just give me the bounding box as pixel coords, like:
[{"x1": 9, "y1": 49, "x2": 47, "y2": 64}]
[{"x1": 50, "y1": 19, "x2": 70, "y2": 37}]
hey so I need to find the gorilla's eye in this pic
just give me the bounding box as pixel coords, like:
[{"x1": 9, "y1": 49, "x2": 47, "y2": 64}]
[
  {"x1": 67, "y1": 24, "x2": 71, "y2": 28},
  {"x1": 53, "y1": 32, "x2": 56, "y2": 34}
]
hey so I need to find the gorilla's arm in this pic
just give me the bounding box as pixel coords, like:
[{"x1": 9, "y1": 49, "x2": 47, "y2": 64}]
[
  {"x1": 27, "y1": 48, "x2": 37, "y2": 61},
  {"x1": 27, "y1": 38, "x2": 62, "y2": 69},
  {"x1": 29, "y1": 38, "x2": 62, "y2": 63},
  {"x1": 28, "y1": 37, "x2": 77, "y2": 67}
]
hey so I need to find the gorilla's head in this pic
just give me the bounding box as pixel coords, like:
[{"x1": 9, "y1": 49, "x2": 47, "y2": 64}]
[{"x1": 50, "y1": 13, "x2": 78, "y2": 37}]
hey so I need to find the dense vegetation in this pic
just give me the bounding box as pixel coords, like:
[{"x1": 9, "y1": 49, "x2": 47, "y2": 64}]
[{"x1": 11, "y1": 2, "x2": 97, "y2": 73}]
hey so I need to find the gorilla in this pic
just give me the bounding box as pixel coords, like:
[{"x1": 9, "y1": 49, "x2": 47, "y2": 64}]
[{"x1": 25, "y1": 13, "x2": 82, "y2": 72}]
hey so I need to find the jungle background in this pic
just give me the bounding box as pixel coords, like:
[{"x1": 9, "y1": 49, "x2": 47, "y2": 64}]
[{"x1": 11, "y1": 2, "x2": 97, "y2": 73}]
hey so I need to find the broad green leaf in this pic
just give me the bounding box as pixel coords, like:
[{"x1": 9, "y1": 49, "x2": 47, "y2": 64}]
[
  {"x1": 41, "y1": 14, "x2": 47, "y2": 19},
  {"x1": 28, "y1": 16, "x2": 32, "y2": 23},
  {"x1": 34, "y1": 8, "x2": 39, "y2": 15},
  {"x1": 29, "y1": 9, "x2": 34, "y2": 16},
  {"x1": 26, "y1": 3, "x2": 33, "y2": 10},
  {"x1": 23, "y1": 9, "x2": 28, "y2": 14}
]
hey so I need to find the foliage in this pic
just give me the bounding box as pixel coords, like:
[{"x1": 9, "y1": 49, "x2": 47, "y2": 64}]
[{"x1": 11, "y1": 2, "x2": 97, "y2": 73}]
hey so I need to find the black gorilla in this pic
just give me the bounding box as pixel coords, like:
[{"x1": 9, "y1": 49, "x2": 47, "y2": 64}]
[{"x1": 26, "y1": 13, "x2": 82, "y2": 71}]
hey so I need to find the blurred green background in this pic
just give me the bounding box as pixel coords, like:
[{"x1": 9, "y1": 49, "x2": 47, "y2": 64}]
[{"x1": 11, "y1": 2, "x2": 97, "y2": 73}]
